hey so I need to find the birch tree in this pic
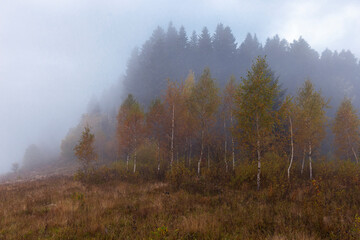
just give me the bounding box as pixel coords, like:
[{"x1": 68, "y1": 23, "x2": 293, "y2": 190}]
[
  {"x1": 117, "y1": 94, "x2": 145, "y2": 173},
  {"x1": 223, "y1": 76, "x2": 237, "y2": 172},
  {"x1": 295, "y1": 80, "x2": 328, "y2": 179},
  {"x1": 278, "y1": 96, "x2": 295, "y2": 179},
  {"x1": 188, "y1": 68, "x2": 220, "y2": 175},
  {"x1": 333, "y1": 97, "x2": 360, "y2": 163},
  {"x1": 164, "y1": 80, "x2": 185, "y2": 168},
  {"x1": 235, "y1": 56, "x2": 280, "y2": 190},
  {"x1": 146, "y1": 98, "x2": 166, "y2": 172},
  {"x1": 182, "y1": 71, "x2": 196, "y2": 167}
]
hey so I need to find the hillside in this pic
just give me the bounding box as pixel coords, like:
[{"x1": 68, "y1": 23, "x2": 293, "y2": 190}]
[{"x1": 1, "y1": 161, "x2": 360, "y2": 239}]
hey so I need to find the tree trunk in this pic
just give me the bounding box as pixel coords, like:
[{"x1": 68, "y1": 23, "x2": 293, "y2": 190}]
[
  {"x1": 256, "y1": 114, "x2": 261, "y2": 191},
  {"x1": 157, "y1": 142, "x2": 160, "y2": 173},
  {"x1": 198, "y1": 130, "x2": 204, "y2": 175},
  {"x1": 189, "y1": 140, "x2": 192, "y2": 168},
  {"x1": 352, "y1": 147, "x2": 359, "y2": 164},
  {"x1": 287, "y1": 115, "x2": 294, "y2": 179},
  {"x1": 230, "y1": 111, "x2": 235, "y2": 171},
  {"x1": 133, "y1": 148, "x2": 137, "y2": 173},
  {"x1": 207, "y1": 145, "x2": 210, "y2": 169},
  {"x1": 133, "y1": 136, "x2": 137, "y2": 173},
  {"x1": 309, "y1": 141, "x2": 312, "y2": 180},
  {"x1": 346, "y1": 130, "x2": 359, "y2": 163},
  {"x1": 170, "y1": 104, "x2": 175, "y2": 169},
  {"x1": 301, "y1": 147, "x2": 305, "y2": 175},
  {"x1": 126, "y1": 154, "x2": 129, "y2": 171},
  {"x1": 224, "y1": 117, "x2": 228, "y2": 172}
]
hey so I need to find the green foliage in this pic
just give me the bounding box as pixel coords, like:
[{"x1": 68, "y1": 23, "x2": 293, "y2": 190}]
[
  {"x1": 166, "y1": 163, "x2": 195, "y2": 190},
  {"x1": 189, "y1": 68, "x2": 220, "y2": 123},
  {"x1": 232, "y1": 160, "x2": 257, "y2": 188},
  {"x1": 295, "y1": 79, "x2": 329, "y2": 153},
  {"x1": 150, "y1": 226, "x2": 169, "y2": 240},
  {"x1": 137, "y1": 140, "x2": 166, "y2": 180},
  {"x1": 351, "y1": 214, "x2": 360, "y2": 239},
  {"x1": 235, "y1": 56, "x2": 280, "y2": 157},
  {"x1": 333, "y1": 97, "x2": 360, "y2": 162},
  {"x1": 232, "y1": 153, "x2": 287, "y2": 191},
  {"x1": 117, "y1": 94, "x2": 145, "y2": 172},
  {"x1": 74, "y1": 126, "x2": 97, "y2": 174}
]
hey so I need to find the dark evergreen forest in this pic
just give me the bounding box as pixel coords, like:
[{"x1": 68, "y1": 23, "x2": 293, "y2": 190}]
[{"x1": 119, "y1": 23, "x2": 360, "y2": 116}]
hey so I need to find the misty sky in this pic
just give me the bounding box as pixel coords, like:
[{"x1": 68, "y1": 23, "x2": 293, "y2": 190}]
[{"x1": 0, "y1": 0, "x2": 359, "y2": 173}]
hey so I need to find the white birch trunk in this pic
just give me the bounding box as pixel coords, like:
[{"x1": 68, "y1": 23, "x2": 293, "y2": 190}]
[
  {"x1": 207, "y1": 146, "x2": 210, "y2": 169},
  {"x1": 230, "y1": 111, "x2": 235, "y2": 171},
  {"x1": 301, "y1": 148, "x2": 305, "y2": 175},
  {"x1": 346, "y1": 130, "x2": 359, "y2": 163},
  {"x1": 170, "y1": 104, "x2": 175, "y2": 169},
  {"x1": 157, "y1": 142, "x2": 160, "y2": 173},
  {"x1": 352, "y1": 147, "x2": 359, "y2": 164},
  {"x1": 126, "y1": 154, "x2": 129, "y2": 171},
  {"x1": 256, "y1": 114, "x2": 261, "y2": 191},
  {"x1": 198, "y1": 130, "x2": 204, "y2": 175},
  {"x1": 224, "y1": 118, "x2": 228, "y2": 172},
  {"x1": 287, "y1": 115, "x2": 294, "y2": 179},
  {"x1": 189, "y1": 140, "x2": 192, "y2": 168},
  {"x1": 309, "y1": 141, "x2": 312, "y2": 180},
  {"x1": 133, "y1": 148, "x2": 137, "y2": 173}
]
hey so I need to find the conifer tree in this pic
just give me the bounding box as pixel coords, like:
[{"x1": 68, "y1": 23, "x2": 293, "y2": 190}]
[{"x1": 74, "y1": 126, "x2": 97, "y2": 174}]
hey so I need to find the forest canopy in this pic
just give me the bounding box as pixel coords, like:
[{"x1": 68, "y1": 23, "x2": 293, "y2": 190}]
[{"x1": 56, "y1": 23, "x2": 360, "y2": 178}]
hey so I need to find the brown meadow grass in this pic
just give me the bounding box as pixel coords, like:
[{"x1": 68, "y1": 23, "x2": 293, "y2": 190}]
[{"x1": 1, "y1": 159, "x2": 360, "y2": 239}]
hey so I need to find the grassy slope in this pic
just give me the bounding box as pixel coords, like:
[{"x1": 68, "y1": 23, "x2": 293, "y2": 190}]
[{"x1": 1, "y1": 170, "x2": 360, "y2": 240}]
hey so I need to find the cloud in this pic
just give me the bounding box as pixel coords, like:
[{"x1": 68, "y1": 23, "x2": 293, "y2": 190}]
[{"x1": 276, "y1": 0, "x2": 360, "y2": 54}]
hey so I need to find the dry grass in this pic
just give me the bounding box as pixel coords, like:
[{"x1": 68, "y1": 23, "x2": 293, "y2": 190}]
[{"x1": 0, "y1": 168, "x2": 359, "y2": 239}]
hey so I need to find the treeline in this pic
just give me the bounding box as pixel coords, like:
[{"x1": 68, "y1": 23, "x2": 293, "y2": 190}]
[
  {"x1": 73, "y1": 56, "x2": 360, "y2": 190},
  {"x1": 56, "y1": 23, "x2": 359, "y2": 166},
  {"x1": 122, "y1": 23, "x2": 360, "y2": 117},
  {"x1": 77, "y1": 22, "x2": 360, "y2": 165}
]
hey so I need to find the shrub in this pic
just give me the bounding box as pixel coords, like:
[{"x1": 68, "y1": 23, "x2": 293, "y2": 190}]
[{"x1": 166, "y1": 163, "x2": 195, "y2": 190}]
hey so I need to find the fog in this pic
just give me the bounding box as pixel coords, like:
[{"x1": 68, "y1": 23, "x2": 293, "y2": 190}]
[{"x1": 1, "y1": 0, "x2": 360, "y2": 173}]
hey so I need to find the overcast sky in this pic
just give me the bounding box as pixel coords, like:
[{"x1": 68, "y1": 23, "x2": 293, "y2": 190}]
[{"x1": 0, "y1": 0, "x2": 359, "y2": 173}]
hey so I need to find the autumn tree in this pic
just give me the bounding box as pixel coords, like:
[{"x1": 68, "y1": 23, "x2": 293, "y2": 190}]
[
  {"x1": 117, "y1": 94, "x2": 145, "y2": 173},
  {"x1": 295, "y1": 79, "x2": 328, "y2": 179},
  {"x1": 235, "y1": 56, "x2": 280, "y2": 190},
  {"x1": 188, "y1": 67, "x2": 220, "y2": 175},
  {"x1": 74, "y1": 126, "x2": 98, "y2": 174},
  {"x1": 146, "y1": 98, "x2": 166, "y2": 172},
  {"x1": 276, "y1": 96, "x2": 295, "y2": 179},
  {"x1": 222, "y1": 76, "x2": 237, "y2": 172},
  {"x1": 163, "y1": 78, "x2": 193, "y2": 168},
  {"x1": 333, "y1": 98, "x2": 360, "y2": 163},
  {"x1": 164, "y1": 80, "x2": 181, "y2": 168},
  {"x1": 182, "y1": 71, "x2": 196, "y2": 167}
]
